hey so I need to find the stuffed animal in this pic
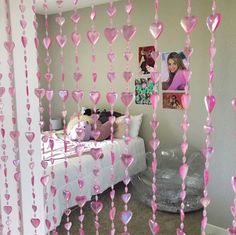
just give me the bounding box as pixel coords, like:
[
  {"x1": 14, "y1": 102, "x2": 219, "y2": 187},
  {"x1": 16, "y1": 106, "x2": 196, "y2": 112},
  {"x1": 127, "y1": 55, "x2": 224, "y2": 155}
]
[{"x1": 69, "y1": 121, "x2": 92, "y2": 141}]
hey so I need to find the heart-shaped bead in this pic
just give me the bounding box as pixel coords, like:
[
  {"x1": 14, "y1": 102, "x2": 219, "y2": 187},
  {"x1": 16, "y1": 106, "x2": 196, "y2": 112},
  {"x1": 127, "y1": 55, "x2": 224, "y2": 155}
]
[
  {"x1": 8, "y1": 87, "x2": 15, "y2": 97},
  {"x1": 204, "y1": 95, "x2": 216, "y2": 113},
  {"x1": 90, "y1": 201, "x2": 103, "y2": 214},
  {"x1": 150, "y1": 93, "x2": 159, "y2": 110},
  {"x1": 31, "y1": 218, "x2": 40, "y2": 228},
  {"x1": 149, "y1": 138, "x2": 160, "y2": 151},
  {"x1": 73, "y1": 72, "x2": 83, "y2": 81},
  {"x1": 125, "y1": 2, "x2": 133, "y2": 14},
  {"x1": 149, "y1": 219, "x2": 160, "y2": 235},
  {"x1": 0, "y1": 87, "x2": 5, "y2": 97},
  {"x1": 106, "y1": 91, "x2": 118, "y2": 106},
  {"x1": 109, "y1": 207, "x2": 116, "y2": 220},
  {"x1": 25, "y1": 132, "x2": 35, "y2": 143},
  {"x1": 119, "y1": 210, "x2": 132, "y2": 225},
  {"x1": 64, "y1": 222, "x2": 72, "y2": 231},
  {"x1": 56, "y1": 35, "x2": 67, "y2": 48},
  {"x1": 71, "y1": 12, "x2": 80, "y2": 23},
  {"x1": 63, "y1": 190, "x2": 71, "y2": 201},
  {"x1": 3, "y1": 206, "x2": 12, "y2": 215},
  {"x1": 58, "y1": 90, "x2": 69, "y2": 102},
  {"x1": 121, "y1": 153, "x2": 134, "y2": 168},
  {"x1": 180, "y1": 16, "x2": 198, "y2": 34},
  {"x1": 122, "y1": 25, "x2": 136, "y2": 41},
  {"x1": 20, "y1": 19, "x2": 27, "y2": 29},
  {"x1": 121, "y1": 92, "x2": 134, "y2": 107},
  {"x1": 71, "y1": 32, "x2": 80, "y2": 46},
  {"x1": 4, "y1": 41, "x2": 15, "y2": 53},
  {"x1": 89, "y1": 91, "x2": 101, "y2": 105},
  {"x1": 107, "y1": 52, "x2": 116, "y2": 62},
  {"x1": 106, "y1": 4, "x2": 116, "y2": 17},
  {"x1": 227, "y1": 227, "x2": 236, "y2": 235},
  {"x1": 34, "y1": 88, "x2": 45, "y2": 99},
  {"x1": 181, "y1": 142, "x2": 188, "y2": 155},
  {"x1": 40, "y1": 175, "x2": 49, "y2": 186},
  {"x1": 43, "y1": 37, "x2": 52, "y2": 50},
  {"x1": 87, "y1": 30, "x2": 100, "y2": 45},
  {"x1": 204, "y1": 169, "x2": 209, "y2": 187},
  {"x1": 151, "y1": 51, "x2": 160, "y2": 61},
  {"x1": 176, "y1": 228, "x2": 186, "y2": 235},
  {"x1": 72, "y1": 90, "x2": 84, "y2": 103},
  {"x1": 104, "y1": 27, "x2": 119, "y2": 44},
  {"x1": 121, "y1": 193, "x2": 131, "y2": 204},
  {"x1": 107, "y1": 72, "x2": 116, "y2": 83},
  {"x1": 123, "y1": 71, "x2": 133, "y2": 82},
  {"x1": 75, "y1": 195, "x2": 87, "y2": 207},
  {"x1": 55, "y1": 16, "x2": 65, "y2": 26},
  {"x1": 200, "y1": 197, "x2": 210, "y2": 207},
  {"x1": 149, "y1": 21, "x2": 164, "y2": 39},
  {"x1": 124, "y1": 51, "x2": 133, "y2": 61},
  {"x1": 21, "y1": 36, "x2": 27, "y2": 48},
  {"x1": 206, "y1": 13, "x2": 222, "y2": 33},
  {"x1": 90, "y1": 148, "x2": 103, "y2": 160}
]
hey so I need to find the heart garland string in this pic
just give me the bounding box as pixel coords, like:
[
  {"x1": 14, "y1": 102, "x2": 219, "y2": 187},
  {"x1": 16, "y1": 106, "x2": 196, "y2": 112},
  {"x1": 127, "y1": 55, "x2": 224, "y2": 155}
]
[
  {"x1": 70, "y1": 1, "x2": 87, "y2": 234},
  {"x1": 148, "y1": 0, "x2": 163, "y2": 234},
  {"x1": 177, "y1": 1, "x2": 198, "y2": 234},
  {"x1": 33, "y1": 0, "x2": 51, "y2": 232},
  {"x1": 120, "y1": 1, "x2": 136, "y2": 234},
  {"x1": 201, "y1": 1, "x2": 221, "y2": 234},
  {"x1": 87, "y1": 3, "x2": 103, "y2": 234},
  {"x1": 55, "y1": 1, "x2": 72, "y2": 233},
  {"x1": 228, "y1": 99, "x2": 236, "y2": 235},
  {"x1": 1, "y1": 1, "x2": 19, "y2": 233},
  {"x1": 40, "y1": 1, "x2": 57, "y2": 233},
  {"x1": 104, "y1": 1, "x2": 118, "y2": 234},
  {"x1": 19, "y1": 0, "x2": 40, "y2": 232}
]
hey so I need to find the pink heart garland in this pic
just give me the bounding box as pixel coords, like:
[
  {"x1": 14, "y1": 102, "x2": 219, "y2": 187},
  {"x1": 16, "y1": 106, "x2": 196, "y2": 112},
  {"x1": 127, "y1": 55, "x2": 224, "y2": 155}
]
[
  {"x1": 3, "y1": 206, "x2": 12, "y2": 215},
  {"x1": 31, "y1": 218, "x2": 40, "y2": 228},
  {"x1": 120, "y1": 153, "x2": 134, "y2": 168},
  {"x1": 180, "y1": 16, "x2": 198, "y2": 34},
  {"x1": 106, "y1": 5, "x2": 117, "y2": 17},
  {"x1": 21, "y1": 36, "x2": 27, "y2": 48},
  {"x1": 149, "y1": 219, "x2": 160, "y2": 235},
  {"x1": 123, "y1": 71, "x2": 133, "y2": 82},
  {"x1": 119, "y1": 210, "x2": 133, "y2": 225},
  {"x1": 149, "y1": 21, "x2": 164, "y2": 39},
  {"x1": 232, "y1": 98, "x2": 236, "y2": 111},
  {"x1": 107, "y1": 52, "x2": 116, "y2": 62},
  {"x1": 107, "y1": 72, "x2": 116, "y2": 83},
  {"x1": 25, "y1": 132, "x2": 35, "y2": 143},
  {"x1": 71, "y1": 12, "x2": 80, "y2": 23},
  {"x1": 90, "y1": 201, "x2": 103, "y2": 214},
  {"x1": 34, "y1": 88, "x2": 45, "y2": 99},
  {"x1": 181, "y1": 94, "x2": 191, "y2": 109},
  {"x1": 179, "y1": 163, "x2": 189, "y2": 180},
  {"x1": 55, "y1": 16, "x2": 65, "y2": 26},
  {"x1": 20, "y1": 19, "x2": 27, "y2": 29},
  {"x1": 104, "y1": 27, "x2": 119, "y2": 44},
  {"x1": 206, "y1": 13, "x2": 222, "y2": 33},
  {"x1": 0, "y1": 87, "x2": 5, "y2": 97},
  {"x1": 87, "y1": 30, "x2": 100, "y2": 45},
  {"x1": 58, "y1": 90, "x2": 69, "y2": 102},
  {"x1": 122, "y1": 25, "x2": 136, "y2": 41},
  {"x1": 4, "y1": 41, "x2": 15, "y2": 53}
]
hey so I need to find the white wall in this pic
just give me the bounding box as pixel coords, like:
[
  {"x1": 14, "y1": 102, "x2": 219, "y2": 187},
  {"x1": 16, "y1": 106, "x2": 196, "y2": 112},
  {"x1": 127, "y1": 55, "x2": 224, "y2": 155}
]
[{"x1": 37, "y1": 0, "x2": 236, "y2": 230}]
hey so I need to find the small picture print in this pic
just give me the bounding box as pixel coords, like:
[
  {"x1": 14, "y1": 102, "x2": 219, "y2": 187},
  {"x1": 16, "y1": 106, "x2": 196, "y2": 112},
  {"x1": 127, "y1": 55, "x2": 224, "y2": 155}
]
[
  {"x1": 161, "y1": 51, "x2": 187, "y2": 91},
  {"x1": 138, "y1": 46, "x2": 155, "y2": 75},
  {"x1": 162, "y1": 92, "x2": 184, "y2": 110},
  {"x1": 135, "y1": 77, "x2": 158, "y2": 105}
]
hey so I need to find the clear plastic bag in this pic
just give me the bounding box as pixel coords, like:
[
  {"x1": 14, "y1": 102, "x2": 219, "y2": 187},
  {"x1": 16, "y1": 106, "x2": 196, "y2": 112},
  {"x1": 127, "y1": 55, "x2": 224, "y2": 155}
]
[{"x1": 131, "y1": 147, "x2": 204, "y2": 213}]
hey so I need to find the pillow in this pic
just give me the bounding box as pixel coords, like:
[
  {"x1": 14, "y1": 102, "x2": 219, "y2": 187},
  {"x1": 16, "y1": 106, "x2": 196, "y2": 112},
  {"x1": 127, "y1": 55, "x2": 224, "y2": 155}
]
[
  {"x1": 69, "y1": 121, "x2": 91, "y2": 141},
  {"x1": 96, "y1": 121, "x2": 117, "y2": 141},
  {"x1": 114, "y1": 114, "x2": 143, "y2": 139},
  {"x1": 67, "y1": 114, "x2": 93, "y2": 134}
]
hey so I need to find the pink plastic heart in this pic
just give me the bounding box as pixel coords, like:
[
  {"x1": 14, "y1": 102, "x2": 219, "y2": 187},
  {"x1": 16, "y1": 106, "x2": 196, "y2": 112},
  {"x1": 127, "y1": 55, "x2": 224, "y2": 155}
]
[
  {"x1": 204, "y1": 95, "x2": 216, "y2": 113},
  {"x1": 21, "y1": 36, "x2": 27, "y2": 48},
  {"x1": 4, "y1": 41, "x2": 15, "y2": 53},
  {"x1": 180, "y1": 16, "x2": 198, "y2": 34},
  {"x1": 75, "y1": 195, "x2": 87, "y2": 207},
  {"x1": 123, "y1": 71, "x2": 133, "y2": 82},
  {"x1": 150, "y1": 94, "x2": 159, "y2": 110},
  {"x1": 122, "y1": 25, "x2": 136, "y2": 41},
  {"x1": 124, "y1": 51, "x2": 133, "y2": 61},
  {"x1": 43, "y1": 37, "x2": 52, "y2": 50},
  {"x1": 106, "y1": 4, "x2": 116, "y2": 17},
  {"x1": 87, "y1": 30, "x2": 100, "y2": 45},
  {"x1": 121, "y1": 92, "x2": 134, "y2": 107},
  {"x1": 71, "y1": 32, "x2": 80, "y2": 46},
  {"x1": 90, "y1": 148, "x2": 103, "y2": 160},
  {"x1": 89, "y1": 91, "x2": 101, "y2": 105},
  {"x1": 120, "y1": 153, "x2": 134, "y2": 168},
  {"x1": 59, "y1": 90, "x2": 69, "y2": 102},
  {"x1": 71, "y1": 12, "x2": 80, "y2": 23},
  {"x1": 206, "y1": 13, "x2": 222, "y2": 33},
  {"x1": 231, "y1": 98, "x2": 236, "y2": 111},
  {"x1": 149, "y1": 219, "x2": 160, "y2": 235},
  {"x1": 56, "y1": 35, "x2": 67, "y2": 48},
  {"x1": 176, "y1": 228, "x2": 186, "y2": 235},
  {"x1": 90, "y1": 201, "x2": 103, "y2": 214},
  {"x1": 34, "y1": 88, "x2": 45, "y2": 99},
  {"x1": 31, "y1": 218, "x2": 40, "y2": 228},
  {"x1": 72, "y1": 90, "x2": 84, "y2": 103},
  {"x1": 106, "y1": 91, "x2": 118, "y2": 106},
  {"x1": 119, "y1": 210, "x2": 133, "y2": 225},
  {"x1": 104, "y1": 27, "x2": 119, "y2": 44},
  {"x1": 107, "y1": 71, "x2": 116, "y2": 83},
  {"x1": 149, "y1": 22, "x2": 164, "y2": 39}
]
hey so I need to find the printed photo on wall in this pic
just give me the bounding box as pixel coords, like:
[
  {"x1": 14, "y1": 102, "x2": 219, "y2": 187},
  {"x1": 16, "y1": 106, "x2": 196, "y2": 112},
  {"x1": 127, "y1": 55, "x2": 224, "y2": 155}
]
[
  {"x1": 162, "y1": 92, "x2": 184, "y2": 110},
  {"x1": 161, "y1": 51, "x2": 187, "y2": 91},
  {"x1": 138, "y1": 46, "x2": 155, "y2": 75},
  {"x1": 135, "y1": 77, "x2": 158, "y2": 105}
]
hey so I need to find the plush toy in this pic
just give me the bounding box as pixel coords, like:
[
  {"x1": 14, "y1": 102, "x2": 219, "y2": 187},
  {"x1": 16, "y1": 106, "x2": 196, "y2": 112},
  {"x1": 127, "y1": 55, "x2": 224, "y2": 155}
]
[{"x1": 69, "y1": 121, "x2": 92, "y2": 141}]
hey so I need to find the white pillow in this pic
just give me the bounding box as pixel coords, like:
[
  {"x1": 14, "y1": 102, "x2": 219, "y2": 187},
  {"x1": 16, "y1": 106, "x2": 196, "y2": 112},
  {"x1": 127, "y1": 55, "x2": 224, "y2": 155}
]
[
  {"x1": 129, "y1": 114, "x2": 143, "y2": 137},
  {"x1": 114, "y1": 114, "x2": 143, "y2": 138}
]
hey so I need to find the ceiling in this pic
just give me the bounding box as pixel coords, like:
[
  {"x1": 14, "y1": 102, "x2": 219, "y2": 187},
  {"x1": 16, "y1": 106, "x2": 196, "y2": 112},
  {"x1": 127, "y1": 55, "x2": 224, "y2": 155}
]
[{"x1": 35, "y1": 0, "x2": 122, "y2": 15}]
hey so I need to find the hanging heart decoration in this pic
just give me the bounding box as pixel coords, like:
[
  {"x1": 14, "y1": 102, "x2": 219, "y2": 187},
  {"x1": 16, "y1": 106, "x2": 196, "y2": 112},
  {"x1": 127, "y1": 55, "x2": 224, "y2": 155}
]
[
  {"x1": 206, "y1": 13, "x2": 222, "y2": 33},
  {"x1": 180, "y1": 16, "x2": 198, "y2": 34},
  {"x1": 149, "y1": 21, "x2": 164, "y2": 39}
]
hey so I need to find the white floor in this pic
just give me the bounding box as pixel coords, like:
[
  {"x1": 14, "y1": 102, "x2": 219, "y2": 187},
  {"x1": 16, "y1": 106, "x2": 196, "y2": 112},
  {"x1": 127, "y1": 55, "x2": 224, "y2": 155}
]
[{"x1": 206, "y1": 224, "x2": 227, "y2": 235}]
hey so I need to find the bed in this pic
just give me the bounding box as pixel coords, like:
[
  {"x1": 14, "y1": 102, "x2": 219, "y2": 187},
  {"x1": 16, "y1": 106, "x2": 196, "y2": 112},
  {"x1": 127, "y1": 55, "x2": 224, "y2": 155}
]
[{"x1": 41, "y1": 130, "x2": 147, "y2": 230}]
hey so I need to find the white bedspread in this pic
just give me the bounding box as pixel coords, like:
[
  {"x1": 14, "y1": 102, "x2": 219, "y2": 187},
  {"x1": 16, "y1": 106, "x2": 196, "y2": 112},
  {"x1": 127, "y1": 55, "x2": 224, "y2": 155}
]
[{"x1": 42, "y1": 136, "x2": 146, "y2": 231}]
